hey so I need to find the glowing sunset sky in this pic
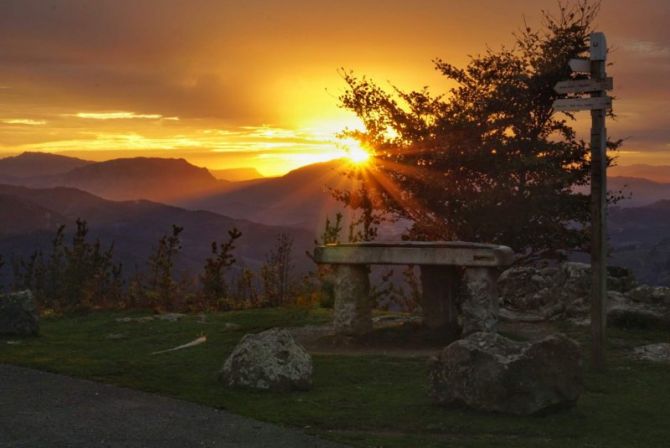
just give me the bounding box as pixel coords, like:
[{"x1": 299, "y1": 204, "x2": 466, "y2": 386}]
[{"x1": 0, "y1": 0, "x2": 668, "y2": 175}]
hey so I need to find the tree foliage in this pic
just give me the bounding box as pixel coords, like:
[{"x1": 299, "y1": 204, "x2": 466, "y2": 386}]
[
  {"x1": 11, "y1": 220, "x2": 122, "y2": 310},
  {"x1": 200, "y1": 227, "x2": 243, "y2": 308},
  {"x1": 147, "y1": 225, "x2": 184, "y2": 310},
  {"x1": 261, "y1": 232, "x2": 295, "y2": 306},
  {"x1": 335, "y1": 2, "x2": 619, "y2": 260}
]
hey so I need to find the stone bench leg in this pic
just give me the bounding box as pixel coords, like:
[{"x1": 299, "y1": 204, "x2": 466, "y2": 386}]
[
  {"x1": 419, "y1": 265, "x2": 461, "y2": 337},
  {"x1": 462, "y1": 267, "x2": 499, "y2": 335},
  {"x1": 333, "y1": 264, "x2": 372, "y2": 336}
]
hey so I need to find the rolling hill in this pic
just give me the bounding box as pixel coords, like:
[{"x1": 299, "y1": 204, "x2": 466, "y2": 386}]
[
  {"x1": 0, "y1": 152, "x2": 92, "y2": 181},
  {"x1": 0, "y1": 194, "x2": 68, "y2": 237},
  {"x1": 0, "y1": 184, "x2": 315, "y2": 277},
  {"x1": 609, "y1": 164, "x2": 670, "y2": 184},
  {"x1": 182, "y1": 159, "x2": 357, "y2": 232},
  {"x1": 608, "y1": 176, "x2": 670, "y2": 207},
  {"x1": 55, "y1": 157, "x2": 227, "y2": 202},
  {"x1": 610, "y1": 200, "x2": 670, "y2": 285},
  {"x1": 0, "y1": 153, "x2": 234, "y2": 203},
  {"x1": 210, "y1": 167, "x2": 265, "y2": 182}
]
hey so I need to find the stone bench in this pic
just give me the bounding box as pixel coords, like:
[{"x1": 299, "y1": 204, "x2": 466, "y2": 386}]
[{"x1": 313, "y1": 241, "x2": 514, "y2": 336}]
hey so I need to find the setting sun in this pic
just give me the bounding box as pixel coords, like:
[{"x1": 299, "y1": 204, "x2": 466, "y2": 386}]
[{"x1": 341, "y1": 138, "x2": 371, "y2": 165}]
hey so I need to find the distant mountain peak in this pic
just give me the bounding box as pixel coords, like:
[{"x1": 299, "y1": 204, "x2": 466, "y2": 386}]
[
  {"x1": 210, "y1": 167, "x2": 264, "y2": 182},
  {"x1": 0, "y1": 151, "x2": 93, "y2": 179},
  {"x1": 609, "y1": 164, "x2": 670, "y2": 184},
  {"x1": 58, "y1": 156, "x2": 223, "y2": 202}
]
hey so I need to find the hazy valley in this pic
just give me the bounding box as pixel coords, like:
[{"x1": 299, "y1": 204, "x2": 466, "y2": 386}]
[{"x1": 1, "y1": 152, "x2": 670, "y2": 285}]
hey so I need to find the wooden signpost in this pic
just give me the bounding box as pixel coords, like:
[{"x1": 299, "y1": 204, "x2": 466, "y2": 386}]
[
  {"x1": 568, "y1": 58, "x2": 591, "y2": 73},
  {"x1": 554, "y1": 78, "x2": 613, "y2": 95},
  {"x1": 553, "y1": 96, "x2": 611, "y2": 112},
  {"x1": 553, "y1": 32, "x2": 611, "y2": 371}
]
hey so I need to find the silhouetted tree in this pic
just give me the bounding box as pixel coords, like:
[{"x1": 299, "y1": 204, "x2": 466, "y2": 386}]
[
  {"x1": 335, "y1": 1, "x2": 620, "y2": 260},
  {"x1": 261, "y1": 233, "x2": 295, "y2": 306},
  {"x1": 147, "y1": 225, "x2": 184, "y2": 310},
  {"x1": 200, "y1": 227, "x2": 242, "y2": 309},
  {"x1": 233, "y1": 268, "x2": 258, "y2": 308},
  {"x1": 11, "y1": 220, "x2": 121, "y2": 309},
  {"x1": 311, "y1": 213, "x2": 344, "y2": 307},
  {"x1": 321, "y1": 212, "x2": 344, "y2": 245}
]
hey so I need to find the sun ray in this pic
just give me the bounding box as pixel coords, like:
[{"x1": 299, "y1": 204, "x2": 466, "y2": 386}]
[{"x1": 339, "y1": 138, "x2": 371, "y2": 166}]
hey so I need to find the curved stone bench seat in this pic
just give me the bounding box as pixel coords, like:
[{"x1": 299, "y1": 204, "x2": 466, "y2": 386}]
[{"x1": 314, "y1": 241, "x2": 514, "y2": 337}]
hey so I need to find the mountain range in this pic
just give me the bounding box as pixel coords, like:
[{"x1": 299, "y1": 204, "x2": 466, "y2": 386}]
[
  {"x1": 609, "y1": 200, "x2": 670, "y2": 285},
  {"x1": 0, "y1": 152, "x2": 92, "y2": 181},
  {"x1": 182, "y1": 160, "x2": 354, "y2": 232},
  {"x1": 0, "y1": 154, "x2": 231, "y2": 203},
  {"x1": 0, "y1": 184, "x2": 315, "y2": 278},
  {"x1": 1, "y1": 152, "x2": 670, "y2": 285},
  {"x1": 210, "y1": 167, "x2": 264, "y2": 182},
  {"x1": 609, "y1": 164, "x2": 670, "y2": 184}
]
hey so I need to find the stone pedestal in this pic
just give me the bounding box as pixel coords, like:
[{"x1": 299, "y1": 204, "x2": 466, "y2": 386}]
[
  {"x1": 315, "y1": 241, "x2": 513, "y2": 338},
  {"x1": 462, "y1": 267, "x2": 499, "y2": 334},
  {"x1": 333, "y1": 264, "x2": 372, "y2": 336},
  {"x1": 419, "y1": 265, "x2": 461, "y2": 337}
]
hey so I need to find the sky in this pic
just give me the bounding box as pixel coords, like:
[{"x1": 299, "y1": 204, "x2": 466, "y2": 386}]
[{"x1": 0, "y1": 0, "x2": 668, "y2": 176}]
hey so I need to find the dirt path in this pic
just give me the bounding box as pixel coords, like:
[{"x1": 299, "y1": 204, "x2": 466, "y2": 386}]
[{"x1": 0, "y1": 364, "x2": 347, "y2": 448}]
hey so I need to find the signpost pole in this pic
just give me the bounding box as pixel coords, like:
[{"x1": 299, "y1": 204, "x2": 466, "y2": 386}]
[{"x1": 589, "y1": 32, "x2": 608, "y2": 371}]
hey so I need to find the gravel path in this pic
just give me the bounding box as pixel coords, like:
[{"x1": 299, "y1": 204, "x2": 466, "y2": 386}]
[{"x1": 0, "y1": 364, "x2": 347, "y2": 448}]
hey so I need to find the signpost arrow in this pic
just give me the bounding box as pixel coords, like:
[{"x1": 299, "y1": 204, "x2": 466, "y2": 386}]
[
  {"x1": 554, "y1": 77, "x2": 613, "y2": 95},
  {"x1": 569, "y1": 58, "x2": 591, "y2": 73},
  {"x1": 552, "y1": 96, "x2": 612, "y2": 112}
]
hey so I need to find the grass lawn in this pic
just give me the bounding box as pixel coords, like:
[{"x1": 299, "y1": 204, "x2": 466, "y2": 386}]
[{"x1": 1, "y1": 307, "x2": 669, "y2": 447}]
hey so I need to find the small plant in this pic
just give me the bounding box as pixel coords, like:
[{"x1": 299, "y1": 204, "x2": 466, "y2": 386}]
[
  {"x1": 11, "y1": 220, "x2": 121, "y2": 310},
  {"x1": 261, "y1": 232, "x2": 295, "y2": 306},
  {"x1": 233, "y1": 268, "x2": 258, "y2": 308},
  {"x1": 147, "y1": 225, "x2": 184, "y2": 311},
  {"x1": 200, "y1": 227, "x2": 243, "y2": 310}
]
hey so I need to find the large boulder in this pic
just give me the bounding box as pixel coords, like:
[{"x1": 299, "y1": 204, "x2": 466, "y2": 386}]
[
  {"x1": 634, "y1": 343, "x2": 670, "y2": 363},
  {"x1": 497, "y1": 266, "x2": 556, "y2": 312},
  {"x1": 554, "y1": 262, "x2": 591, "y2": 317},
  {"x1": 626, "y1": 285, "x2": 670, "y2": 306},
  {"x1": 428, "y1": 332, "x2": 583, "y2": 415},
  {"x1": 498, "y1": 262, "x2": 640, "y2": 322},
  {"x1": 0, "y1": 290, "x2": 39, "y2": 336},
  {"x1": 607, "y1": 266, "x2": 637, "y2": 293},
  {"x1": 607, "y1": 302, "x2": 670, "y2": 330},
  {"x1": 219, "y1": 328, "x2": 313, "y2": 391}
]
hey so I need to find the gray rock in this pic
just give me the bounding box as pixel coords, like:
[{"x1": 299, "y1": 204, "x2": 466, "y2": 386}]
[
  {"x1": 0, "y1": 290, "x2": 39, "y2": 336},
  {"x1": 428, "y1": 332, "x2": 583, "y2": 415},
  {"x1": 554, "y1": 262, "x2": 591, "y2": 314},
  {"x1": 498, "y1": 263, "x2": 643, "y2": 322},
  {"x1": 461, "y1": 268, "x2": 499, "y2": 334},
  {"x1": 219, "y1": 328, "x2": 313, "y2": 391},
  {"x1": 626, "y1": 285, "x2": 670, "y2": 305},
  {"x1": 498, "y1": 266, "x2": 555, "y2": 312},
  {"x1": 499, "y1": 308, "x2": 548, "y2": 323},
  {"x1": 633, "y1": 343, "x2": 670, "y2": 363},
  {"x1": 556, "y1": 263, "x2": 637, "y2": 312},
  {"x1": 607, "y1": 266, "x2": 637, "y2": 293},
  {"x1": 607, "y1": 303, "x2": 670, "y2": 330}
]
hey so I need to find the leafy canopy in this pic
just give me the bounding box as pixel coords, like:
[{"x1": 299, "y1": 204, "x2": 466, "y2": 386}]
[{"x1": 336, "y1": 2, "x2": 619, "y2": 260}]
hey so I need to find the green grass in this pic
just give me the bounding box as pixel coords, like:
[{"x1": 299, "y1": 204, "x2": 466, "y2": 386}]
[{"x1": 1, "y1": 308, "x2": 669, "y2": 447}]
